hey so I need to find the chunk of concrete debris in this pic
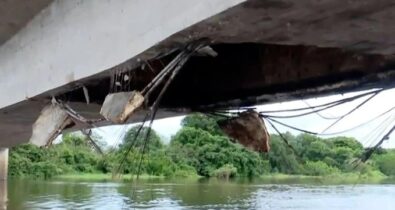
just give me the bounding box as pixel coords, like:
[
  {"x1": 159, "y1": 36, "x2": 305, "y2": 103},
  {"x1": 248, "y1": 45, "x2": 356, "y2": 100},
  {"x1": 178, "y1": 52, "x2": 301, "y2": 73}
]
[
  {"x1": 196, "y1": 46, "x2": 218, "y2": 57},
  {"x1": 30, "y1": 104, "x2": 72, "y2": 147},
  {"x1": 218, "y1": 110, "x2": 270, "y2": 153},
  {"x1": 100, "y1": 91, "x2": 144, "y2": 124}
]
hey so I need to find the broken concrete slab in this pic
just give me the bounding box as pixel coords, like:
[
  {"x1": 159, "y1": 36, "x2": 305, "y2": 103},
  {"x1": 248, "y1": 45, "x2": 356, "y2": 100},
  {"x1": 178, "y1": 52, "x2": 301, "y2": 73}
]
[
  {"x1": 218, "y1": 110, "x2": 270, "y2": 152},
  {"x1": 100, "y1": 91, "x2": 144, "y2": 124},
  {"x1": 29, "y1": 104, "x2": 72, "y2": 147}
]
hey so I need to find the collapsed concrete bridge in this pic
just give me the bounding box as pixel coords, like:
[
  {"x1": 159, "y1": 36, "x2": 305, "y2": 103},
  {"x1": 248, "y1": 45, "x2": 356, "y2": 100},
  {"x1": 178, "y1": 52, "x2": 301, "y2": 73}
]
[{"x1": 2, "y1": 0, "x2": 395, "y2": 178}]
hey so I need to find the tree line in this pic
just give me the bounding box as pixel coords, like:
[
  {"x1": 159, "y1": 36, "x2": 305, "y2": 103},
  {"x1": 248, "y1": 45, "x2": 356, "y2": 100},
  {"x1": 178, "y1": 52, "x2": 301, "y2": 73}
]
[{"x1": 9, "y1": 113, "x2": 395, "y2": 179}]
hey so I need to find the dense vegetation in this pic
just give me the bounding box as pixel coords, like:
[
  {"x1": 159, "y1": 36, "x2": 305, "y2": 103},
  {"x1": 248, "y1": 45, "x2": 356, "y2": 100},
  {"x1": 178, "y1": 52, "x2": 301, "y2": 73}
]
[{"x1": 9, "y1": 113, "x2": 395, "y2": 179}]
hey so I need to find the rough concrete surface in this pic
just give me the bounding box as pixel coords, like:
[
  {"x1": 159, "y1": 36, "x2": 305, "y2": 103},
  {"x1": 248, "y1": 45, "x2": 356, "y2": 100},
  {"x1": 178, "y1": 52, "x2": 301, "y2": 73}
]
[
  {"x1": 3, "y1": 0, "x2": 395, "y2": 148},
  {"x1": 0, "y1": 148, "x2": 8, "y2": 180}
]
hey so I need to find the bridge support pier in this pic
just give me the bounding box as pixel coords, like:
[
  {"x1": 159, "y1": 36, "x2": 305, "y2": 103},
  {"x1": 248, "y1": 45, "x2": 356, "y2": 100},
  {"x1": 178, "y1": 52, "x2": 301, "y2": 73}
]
[
  {"x1": 0, "y1": 148, "x2": 8, "y2": 180},
  {"x1": 0, "y1": 148, "x2": 7, "y2": 210},
  {"x1": 0, "y1": 180, "x2": 6, "y2": 210}
]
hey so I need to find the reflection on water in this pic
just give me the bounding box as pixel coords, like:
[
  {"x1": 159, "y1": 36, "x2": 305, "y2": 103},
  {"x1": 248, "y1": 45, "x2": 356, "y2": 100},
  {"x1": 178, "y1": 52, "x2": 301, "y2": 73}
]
[{"x1": 3, "y1": 178, "x2": 395, "y2": 209}]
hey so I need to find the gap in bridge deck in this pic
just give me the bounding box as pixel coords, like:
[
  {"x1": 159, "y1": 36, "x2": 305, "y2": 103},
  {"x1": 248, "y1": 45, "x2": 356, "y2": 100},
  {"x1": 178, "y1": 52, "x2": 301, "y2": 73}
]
[{"x1": 59, "y1": 43, "x2": 395, "y2": 110}]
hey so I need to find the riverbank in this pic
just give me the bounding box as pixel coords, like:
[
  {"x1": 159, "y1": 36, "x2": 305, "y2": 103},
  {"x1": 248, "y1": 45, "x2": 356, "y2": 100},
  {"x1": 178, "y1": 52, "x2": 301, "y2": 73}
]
[
  {"x1": 9, "y1": 121, "x2": 395, "y2": 181},
  {"x1": 258, "y1": 172, "x2": 392, "y2": 184},
  {"x1": 54, "y1": 172, "x2": 392, "y2": 184},
  {"x1": 56, "y1": 173, "x2": 166, "y2": 181}
]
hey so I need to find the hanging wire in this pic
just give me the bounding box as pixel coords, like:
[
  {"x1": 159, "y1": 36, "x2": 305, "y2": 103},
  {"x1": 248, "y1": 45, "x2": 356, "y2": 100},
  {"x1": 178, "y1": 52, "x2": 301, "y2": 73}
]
[
  {"x1": 144, "y1": 60, "x2": 156, "y2": 73},
  {"x1": 260, "y1": 89, "x2": 382, "y2": 119},
  {"x1": 113, "y1": 40, "x2": 207, "y2": 179},
  {"x1": 362, "y1": 122, "x2": 395, "y2": 162},
  {"x1": 135, "y1": 42, "x2": 205, "y2": 179},
  {"x1": 265, "y1": 118, "x2": 307, "y2": 167},
  {"x1": 262, "y1": 104, "x2": 395, "y2": 137},
  {"x1": 113, "y1": 114, "x2": 149, "y2": 177},
  {"x1": 264, "y1": 117, "x2": 318, "y2": 135},
  {"x1": 320, "y1": 91, "x2": 380, "y2": 133},
  {"x1": 261, "y1": 101, "x2": 344, "y2": 119},
  {"x1": 81, "y1": 129, "x2": 104, "y2": 155},
  {"x1": 266, "y1": 119, "x2": 297, "y2": 153},
  {"x1": 112, "y1": 124, "x2": 130, "y2": 148},
  {"x1": 302, "y1": 100, "x2": 339, "y2": 120},
  {"x1": 361, "y1": 114, "x2": 395, "y2": 148},
  {"x1": 141, "y1": 50, "x2": 188, "y2": 96}
]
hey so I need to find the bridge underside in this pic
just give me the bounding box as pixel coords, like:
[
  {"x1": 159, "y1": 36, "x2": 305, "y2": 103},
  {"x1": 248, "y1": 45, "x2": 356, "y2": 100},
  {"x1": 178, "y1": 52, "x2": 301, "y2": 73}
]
[{"x1": 2, "y1": 0, "x2": 395, "y2": 147}]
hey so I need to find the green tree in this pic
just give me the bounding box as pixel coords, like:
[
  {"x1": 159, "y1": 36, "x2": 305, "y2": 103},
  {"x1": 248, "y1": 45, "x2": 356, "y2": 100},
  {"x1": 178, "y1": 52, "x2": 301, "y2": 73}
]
[
  {"x1": 375, "y1": 152, "x2": 395, "y2": 176},
  {"x1": 119, "y1": 126, "x2": 163, "y2": 153},
  {"x1": 304, "y1": 161, "x2": 339, "y2": 176},
  {"x1": 304, "y1": 141, "x2": 332, "y2": 162},
  {"x1": 181, "y1": 113, "x2": 223, "y2": 135},
  {"x1": 330, "y1": 137, "x2": 363, "y2": 151},
  {"x1": 170, "y1": 126, "x2": 267, "y2": 177},
  {"x1": 331, "y1": 147, "x2": 354, "y2": 169},
  {"x1": 268, "y1": 135, "x2": 303, "y2": 174}
]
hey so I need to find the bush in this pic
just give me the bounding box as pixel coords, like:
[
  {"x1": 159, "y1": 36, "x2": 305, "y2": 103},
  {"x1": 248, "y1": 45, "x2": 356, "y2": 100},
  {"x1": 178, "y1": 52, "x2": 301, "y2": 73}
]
[
  {"x1": 211, "y1": 164, "x2": 237, "y2": 179},
  {"x1": 304, "y1": 161, "x2": 339, "y2": 176},
  {"x1": 30, "y1": 162, "x2": 63, "y2": 179},
  {"x1": 268, "y1": 136, "x2": 303, "y2": 174},
  {"x1": 171, "y1": 164, "x2": 198, "y2": 178},
  {"x1": 375, "y1": 153, "x2": 395, "y2": 176},
  {"x1": 170, "y1": 127, "x2": 267, "y2": 177}
]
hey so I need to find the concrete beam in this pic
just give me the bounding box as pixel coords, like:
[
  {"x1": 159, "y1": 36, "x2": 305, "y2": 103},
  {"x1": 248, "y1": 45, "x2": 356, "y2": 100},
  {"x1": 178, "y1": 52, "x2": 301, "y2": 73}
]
[
  {"x1": 0, "y1": 0, "x2": 52, "y2": 45},
  {"x1": 158, "y1": 43, "x2": 395, "y2": 108},
  {"x1": 0, "y1": 148, "x2": 8, "y2": 181},
  {"x1": 0, "y1": 0, "x2": 243, "y2": 110}
]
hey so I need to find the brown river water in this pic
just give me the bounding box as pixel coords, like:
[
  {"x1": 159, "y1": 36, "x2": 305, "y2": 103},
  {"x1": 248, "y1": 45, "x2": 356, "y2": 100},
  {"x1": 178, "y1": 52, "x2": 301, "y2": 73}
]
[{"x1": 2, "y1": 178, "x2": 395, "y2": 209}]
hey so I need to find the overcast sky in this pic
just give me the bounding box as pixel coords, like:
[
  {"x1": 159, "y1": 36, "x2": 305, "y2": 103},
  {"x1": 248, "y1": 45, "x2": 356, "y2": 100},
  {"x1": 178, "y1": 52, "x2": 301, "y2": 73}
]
[{"x1": 94, "y1": 88, "x2": 395, "y2": 148}]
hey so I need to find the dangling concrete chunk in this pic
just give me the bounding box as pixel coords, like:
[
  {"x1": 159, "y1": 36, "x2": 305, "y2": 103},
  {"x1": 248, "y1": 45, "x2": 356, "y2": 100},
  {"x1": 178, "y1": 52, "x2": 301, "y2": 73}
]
[
  {"x1": 100, "y1": 91, "x2": 144, "y2": 124},
  {"x1": 30, "y1": 104, "x2": 72, "y2": 147},
  {"x1": 218, "y1": 110, "x2": 270, "y2": 153}
]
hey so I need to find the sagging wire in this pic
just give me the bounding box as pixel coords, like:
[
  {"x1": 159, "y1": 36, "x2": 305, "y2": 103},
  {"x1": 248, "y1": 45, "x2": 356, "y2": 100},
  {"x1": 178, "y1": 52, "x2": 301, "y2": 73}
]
[
  {"x1": 113, "y1": 114, "x2": 149, "y2": 178},
  {"x1": 264, "y1": 103, "x2": 395, "y2": 169},
  {"x1": 258, "y1": 88, "x2": 385, "y2": 136},
  {"x1": 81, "y1": 129, "x2": 104, "y2": 155},
  {"x1": 141, "y1": 50, "x2": 188, "y2": 96},
  {"x1": 350, "y1": 117, "x2": 395, "y2": 171},
  {"x1": 262, "y1": 104, "x2": 395, "y2": 137},
  {"x1": 265, "y1": 117, "x2": 308, "y2": 168},
  {"x1": 265, "y1": 118, "x2": 297, "y2": 154},
  {"x1": 112, "y1": 124, "x2": 130, "y2": 148},
  {"x1": 361, "y1": 114, "x2": 395, "y2": 148},
  {"x1": 259, "y1": 89, "x2": 382, "y2": 117},
  {"x1": 320, "y1": 90, "x2": 380, "y2": 133},
  {"x1": 135, "y1": 41, "x2": 206, "y2": 179},
  {"x1": 362, "y1": 118, "x2": 395, "y2": 162},
  {"x1": 260, "y1": 88, "x2": 392, "y2": 171},
  {"x1": 113, "y1": 40, "x2": 207, "y2": 179},
  {"x1": 262, "y1": 101, "x2": 344, "y2": 119},
  {"x1": 260, "y1": 89, "x2": 395, "y2": 166},
  {"x1": 208, "y1": 88, "x2": 387, "y2": 141},
  {"x1": 264, "y1": 117, "x2": 318, "y2": 135},
  {"x1": 302, "y1": 100, "x2": 339, "y2": 120},
  {"x1": 349, "y1": 114, "x2": 395, "y2": 185}
]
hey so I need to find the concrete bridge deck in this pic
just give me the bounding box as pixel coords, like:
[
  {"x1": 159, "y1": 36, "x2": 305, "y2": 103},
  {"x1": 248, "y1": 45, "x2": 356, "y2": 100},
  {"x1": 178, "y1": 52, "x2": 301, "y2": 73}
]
[{"x1": 2, "y1": 0, "x2": 395, "y2": 148}]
